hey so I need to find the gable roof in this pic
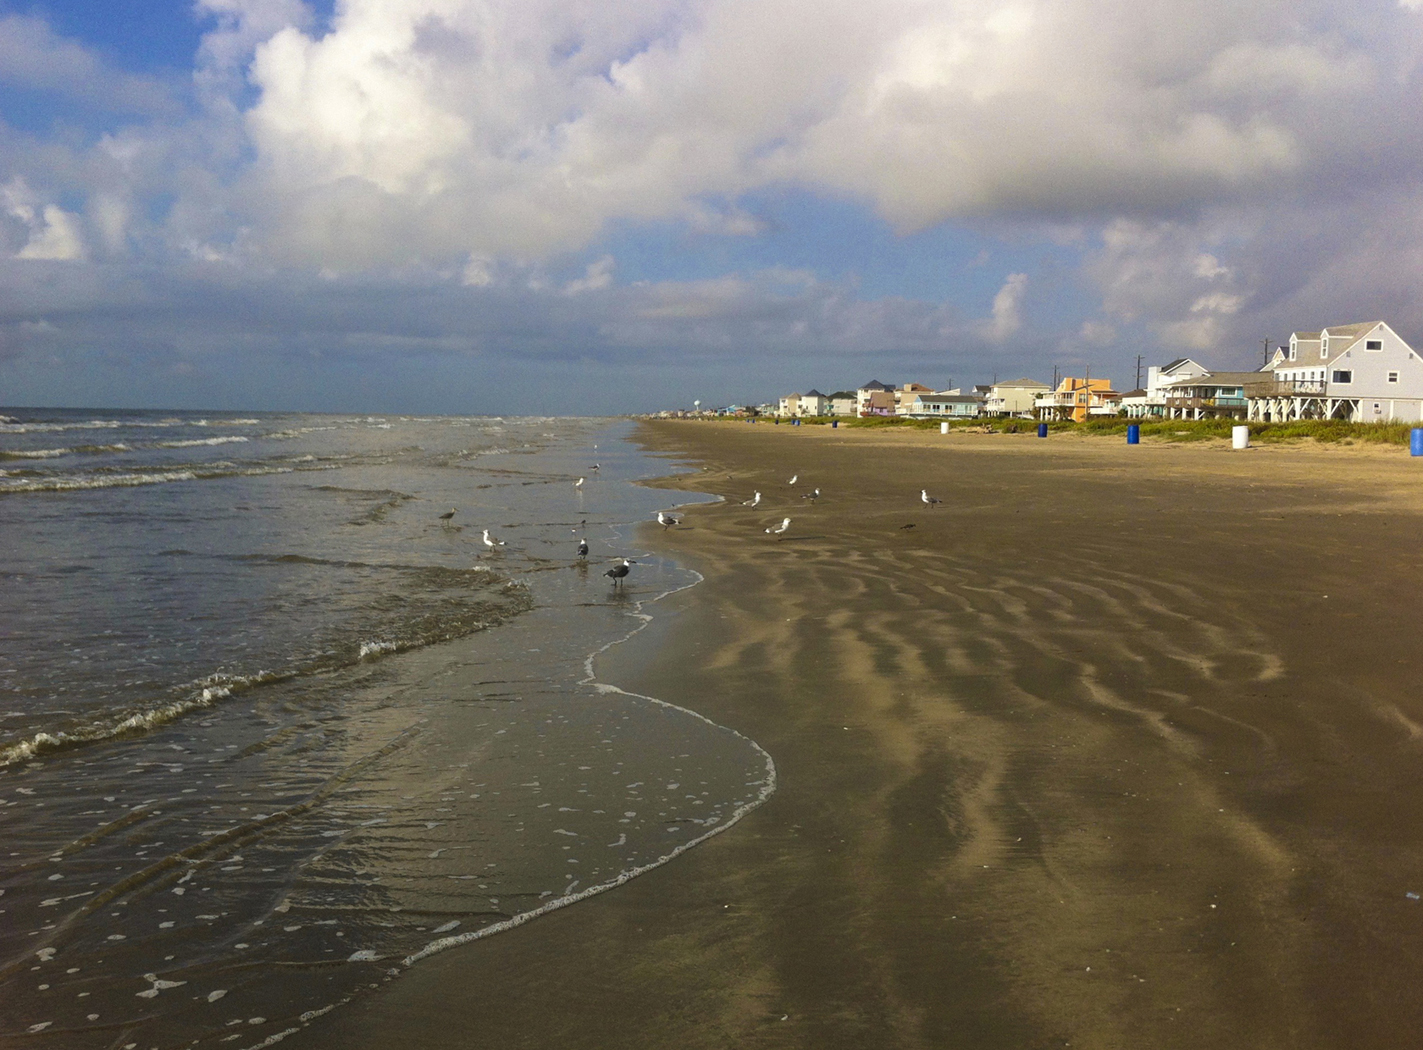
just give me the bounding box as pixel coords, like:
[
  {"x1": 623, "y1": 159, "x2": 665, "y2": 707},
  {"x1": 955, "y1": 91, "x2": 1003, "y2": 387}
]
[
  {"x1": 858, "y1": 379, "x2": 894, "y2": 391},
  {"x1": 802, "y1": 389, "x2": 826, "y2": 398},
  {"x1": 994, "y1": 377, "x2": 1049, "y2": 389}
]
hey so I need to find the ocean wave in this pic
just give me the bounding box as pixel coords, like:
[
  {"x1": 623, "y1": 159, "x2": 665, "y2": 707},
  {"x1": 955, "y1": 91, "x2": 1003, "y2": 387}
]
[
  {"x1": 0, "y1": 443, "x2": 131, "y2": 460},
  {"x1": 157, "y1": 436, "x2": 250, "y2": 448},
  {"x1": 0, "y1": 583, "x2": 534, "y2": 765},
  {"x1": 0, "y1": 465, "x2": 296, "y2": 495}
]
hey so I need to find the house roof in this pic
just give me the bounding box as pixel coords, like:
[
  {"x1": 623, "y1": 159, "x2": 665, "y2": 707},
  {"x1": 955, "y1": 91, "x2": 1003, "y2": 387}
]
[
  {"x1": 911, "y1": 392, "x2": 982, "y2": 403},
  {"x1": 1164, "y1": 371, "x2": 1270, "y2": 390},
  {"x1": 802, "y1": 389, "x2": 825, "y2": 398},
  {"x1": 1281, "y1": 322, "x2": 1389, "y2": 368},
  {"x1": 994, "y1": 377, "x2": 1049, "y2": 389},
  {"x1": 859, "y1": 380, "x2": 894, "y2": 391}
]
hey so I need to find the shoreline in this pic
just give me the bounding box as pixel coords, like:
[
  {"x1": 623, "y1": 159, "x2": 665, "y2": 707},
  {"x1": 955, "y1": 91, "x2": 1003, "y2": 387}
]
[{"x1": 300, "y1": 418, "x2": 1423, "y2": 1050}]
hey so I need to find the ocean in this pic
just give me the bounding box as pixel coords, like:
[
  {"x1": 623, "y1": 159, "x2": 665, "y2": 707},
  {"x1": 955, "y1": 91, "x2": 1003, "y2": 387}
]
[{"x1": 0, "y1": 409, "x2": 774, "y2": 1048}]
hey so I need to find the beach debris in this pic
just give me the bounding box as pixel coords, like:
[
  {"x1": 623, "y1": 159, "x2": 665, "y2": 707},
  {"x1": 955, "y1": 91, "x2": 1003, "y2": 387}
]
[
  {"x1": 657, "y1": 511, "x2": 681, "y2": 530},
  {"x1": 1408, "y1": 892, "x2": 1420, "y2": 900},
  {"x1": 899, "y1": 523, "x2": 916, "y2": 529},
  {"x1": 921, "y1": 489, "x2": 942, "y2": 509},
  {"x1": 482, "y1": 529, "x2": 505, "y2": 552},
  {"x1": 742, "y1": 492, "x2": 761, "y2": 507},
  {"x1": 604, "y1": 558, "x2": 634, "y2": 587},
  {"x1": 765, "y1": 518, "x2": 791, "y2": 538}
]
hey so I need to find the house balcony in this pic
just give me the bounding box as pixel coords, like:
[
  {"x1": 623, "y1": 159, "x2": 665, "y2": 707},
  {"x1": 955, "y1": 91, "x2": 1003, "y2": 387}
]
[{"x1": 1250, "y1": 380, "x2": 1326, "y2": 397}]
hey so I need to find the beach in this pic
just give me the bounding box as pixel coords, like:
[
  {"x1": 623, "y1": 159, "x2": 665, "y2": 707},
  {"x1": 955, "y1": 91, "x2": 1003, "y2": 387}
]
[{"x1": 303, "y1": 420, "x2": 1423, "y2": 1050}]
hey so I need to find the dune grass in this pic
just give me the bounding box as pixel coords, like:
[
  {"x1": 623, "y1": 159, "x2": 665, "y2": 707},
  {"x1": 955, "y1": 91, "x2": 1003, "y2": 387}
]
[{"x1": 795, "y1": 414, "x2": 1418, "y2": 444}]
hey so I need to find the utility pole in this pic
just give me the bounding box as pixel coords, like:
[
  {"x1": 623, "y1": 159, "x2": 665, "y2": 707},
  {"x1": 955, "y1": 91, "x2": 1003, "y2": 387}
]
[
  {"x1": 1135, "y1": 354, "x2": 1143, "y2": 390},
  {"x1": 1261, "y1": 338, "x2": 1272, "y2": 368}
]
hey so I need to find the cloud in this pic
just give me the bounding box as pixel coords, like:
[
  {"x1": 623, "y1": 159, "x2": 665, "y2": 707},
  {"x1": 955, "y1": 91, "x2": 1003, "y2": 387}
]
[
  {"x1": 564, "y1": 254, "x2": 615, "y2": 294},
  {"x1": 0, "y1": 15, "x2": 176, "y2": 115},
  {"x1": 2, "y1": 180, "x2": 87, "y2": 261},
  {"x1": 979, "y1": 272, "x2": 1027, "y2": 343}
]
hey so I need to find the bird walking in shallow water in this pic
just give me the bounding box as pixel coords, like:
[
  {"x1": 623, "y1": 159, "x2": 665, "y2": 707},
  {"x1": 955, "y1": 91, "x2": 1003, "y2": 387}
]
[
  {"x1": 577, "y1": 538, "x2": 589, "y2": 558},
  {"x1": 482, "y1": 528, "x2": 505, "y2": 551},
  {"x1": 575, "y1": 477, "x2": 584, "y2": 489},
  {"x1": 765, "y1": 517, "x2": 791, "y2": 537},
  {"x1": 743, "y1": 491, "x2": 761, "y2": 507},
  {"x1": 438, "y1": 507, "x2": 456, "y2": 520},
  {"x1": 604, "y1": 558, "x2": 634, "y2": 587},
  {"x1": 800, "y1": 487, "x2": 820, "y2": 502},
  {"x1": 921, "y1": 489, "x2": 941, "y2": 509},
  {"x1": 657, "y1": 511, "x2": 681, "y2": 530}
]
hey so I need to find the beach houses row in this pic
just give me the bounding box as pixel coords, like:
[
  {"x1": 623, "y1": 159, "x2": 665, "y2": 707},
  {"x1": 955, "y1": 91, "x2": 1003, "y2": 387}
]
[
  {"x1": 1123, "y1": 321, "x2": 1423, "y2": 424},
  {"x1": 776, "y1": 379, "x2": 1054, "y2": 419}
]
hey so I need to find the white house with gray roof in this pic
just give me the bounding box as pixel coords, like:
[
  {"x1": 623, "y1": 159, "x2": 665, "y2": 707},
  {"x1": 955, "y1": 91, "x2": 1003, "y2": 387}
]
[{"x1": 1249, "y1": 322, "x2": 1423, "y2": 422}]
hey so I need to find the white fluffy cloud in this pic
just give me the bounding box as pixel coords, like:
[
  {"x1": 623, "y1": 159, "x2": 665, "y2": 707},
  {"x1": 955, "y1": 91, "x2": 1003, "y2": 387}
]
[{"x1": 185, "y1": 0, "x2": 1418, "y2": 271}]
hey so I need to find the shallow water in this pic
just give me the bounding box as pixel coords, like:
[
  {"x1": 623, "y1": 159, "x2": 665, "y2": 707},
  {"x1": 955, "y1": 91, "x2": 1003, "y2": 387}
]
[{"x1": 0, "y1": 410, "x2": 773, "y2": 1047}]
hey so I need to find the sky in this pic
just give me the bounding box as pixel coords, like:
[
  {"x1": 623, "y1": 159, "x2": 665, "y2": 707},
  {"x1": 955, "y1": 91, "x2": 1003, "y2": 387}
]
[{"x1": 2, "y1": 0, "x2": 1422, "y2": 414}]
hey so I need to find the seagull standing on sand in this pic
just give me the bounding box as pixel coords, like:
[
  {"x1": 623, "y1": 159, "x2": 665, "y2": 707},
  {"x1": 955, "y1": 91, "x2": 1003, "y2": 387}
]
[
  {"x1": 800, "y1": 487, "x2": 820, "y2": 502},
  {"x1": 921, "y1": 489, "x2": 942, "y2": 509},
  {"x1": 743, "y1": 491, "x2": 761, "y2": 507},
  {"x1": 765, "y1": 517, "x2": 791, "y2": 537},
  {"x1": 604, "y1": 558, "x2": 634, "y2": 587},
  {"x1": 438, "y1": 508, "x2": 456, "y2": 520},
  {"x1": 657, "y1": 511, "x2": 681, "y2": 530},
  {"x1": 482, "y1": 528, "x2": 505, "y2": 551},
  {"x1": 787, "y1": 474, "x2": 798, "y2": 485}
]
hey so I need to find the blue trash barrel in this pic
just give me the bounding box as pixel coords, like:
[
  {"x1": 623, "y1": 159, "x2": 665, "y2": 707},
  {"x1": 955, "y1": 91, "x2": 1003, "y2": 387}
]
[
  {"x1": 831, "y1": 420, "x2": 838, "y2": 428},
  {"x1": 1127, "y1": 424, "x2": 1140, "y2": 445},
  {"x1": 1412, "y1": 428, "x2": 1423, "y2": 457},
  {"x1": 1036, "y1": 423, "x2": 1048, "y2": 438}
]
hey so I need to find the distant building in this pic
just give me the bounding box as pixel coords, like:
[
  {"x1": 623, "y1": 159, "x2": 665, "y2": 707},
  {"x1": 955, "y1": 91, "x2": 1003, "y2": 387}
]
[
  {"x1": 983, "y1": 378, "x2": 1048, "y2": 418},
  {"x1": 900, "y1": 391, "x2": 984, "y2": 419},
  {"x1": 777, "y1": 390, "x2": 830, "y2": 417},
  {"x1": 1035, "y1": 377, "x2": 1121, "y2": 421},
  {"x1": 856, "y1": 380, "x2": 897, "y2": 416},
  {"x1": 1250, "y1": 322, "x2": 1423, "y2": 422}
]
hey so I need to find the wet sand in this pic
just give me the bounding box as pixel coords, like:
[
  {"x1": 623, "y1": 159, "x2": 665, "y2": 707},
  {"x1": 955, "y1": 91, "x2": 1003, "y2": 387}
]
[{"x1": 303, "y1": 421, "x2": 1423, "y2": 1050}]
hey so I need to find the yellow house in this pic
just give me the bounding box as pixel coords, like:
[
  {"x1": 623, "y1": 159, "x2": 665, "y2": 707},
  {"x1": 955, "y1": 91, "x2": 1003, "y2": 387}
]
[{"x1": 1034, "y1": 377, "x2": 1120, "y2": 422}]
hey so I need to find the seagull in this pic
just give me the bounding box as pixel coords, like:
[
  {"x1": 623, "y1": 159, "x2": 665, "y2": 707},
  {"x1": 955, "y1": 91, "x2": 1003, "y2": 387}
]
[
  {"x1": 787, "y1": 474, "x2": 798, "y2": 485},
  {"x1": 800, "y1": 487, "x2": 820, "y2": 502},
  {"x1": 591, "y1": 463, "x2": 601, "y2": 471},
  {"x1": 657, "y1": 511, "x2": 681, "y2": 530},
  {"x1": 577, "y1": 538, "x2": 589, "y2": 558},
  {"x1": 604, "y1": 558, "x2": 634, "y2": 587},
  {"x1": 482, "y1": 529, "x2": 505, "y2": 551},
  {"x1": 438, "y1": 508, "x2": 456, "y2": 520},
  {"x1": 575, "y1": 477, "x2": 585, "y2": 488},
  {"x1": 921, "y1": 489, "x2": 942, "y2": 509},
  {"x1": 742, "y1": 491, "x2": 761, "y2": 507},
  {"x1": 765, "y1": 517, "x2": 791, "y2": 537}
]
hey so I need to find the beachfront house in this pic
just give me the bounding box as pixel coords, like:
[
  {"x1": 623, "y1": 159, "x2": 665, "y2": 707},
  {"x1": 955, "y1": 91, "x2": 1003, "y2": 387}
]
[
  {"x1": 1034, "y1": 377, "x2": 1121, "y2": 422},
  {"x1": 856, "y1": 380, "x2": 897, "y2": 416},
  {"x1": 777, "y1": 390, "x2": 831, "y2": 417},
  {"x1": 983, "y1": 378, "x2": 1049, "y2": 418},
  {"x1": 900, "y1": 391, "x2": 984, "y2": 419},
  {"x1": 1248, "y1": 322, "x2": 1423, "y2": 423},
  {"x1": 1123, "y1": 358, "x2": 1210, "y2": 418},
  {"x1": 828, "y1": 395, "x2": 857, "y2": 416}
]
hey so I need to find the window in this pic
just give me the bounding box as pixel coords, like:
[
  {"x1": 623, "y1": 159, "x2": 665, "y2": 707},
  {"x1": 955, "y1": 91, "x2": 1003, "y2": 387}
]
[
  {"x1": 1389, "y1": 371, "x2": 1399, "y2": 384},
  {"x1": 1366, "y1": 340, "x2": 1383, "y2": 351},
  {"x1": 1332, "y1": 370, "x2": 1353, "y2": 384},
  {"x1": 1289, "y1": 347, "x2": 1297, "y2": 360}
]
